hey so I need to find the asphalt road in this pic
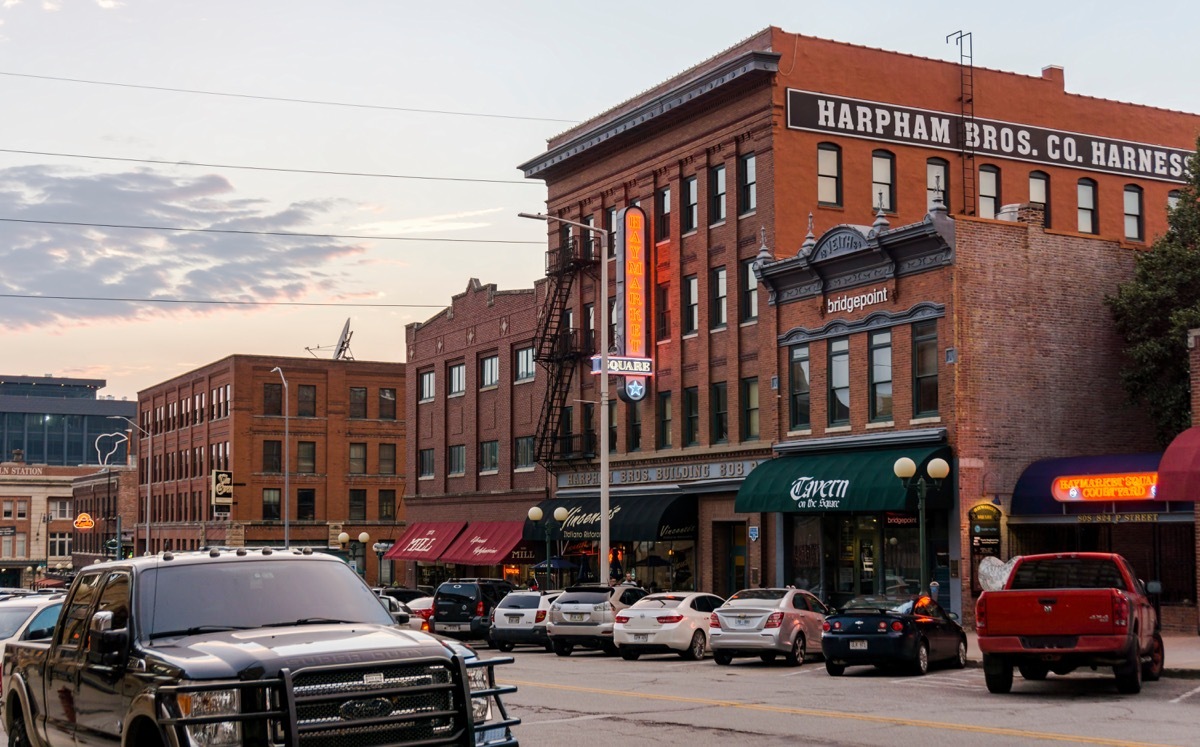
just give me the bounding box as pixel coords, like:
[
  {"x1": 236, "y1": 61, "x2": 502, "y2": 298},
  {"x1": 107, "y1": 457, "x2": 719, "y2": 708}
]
[{"x1": 497, "y1": 647, "x2": 1200, "y2": 746}]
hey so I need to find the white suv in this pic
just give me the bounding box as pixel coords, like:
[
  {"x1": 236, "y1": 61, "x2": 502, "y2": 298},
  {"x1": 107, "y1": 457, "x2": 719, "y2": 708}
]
[
  {"x1": 547, "y1": 584, "x2": 648, "y2": 656},
  {"x1": 489, "y1": 590, "x2": 561, "y2": 652}
]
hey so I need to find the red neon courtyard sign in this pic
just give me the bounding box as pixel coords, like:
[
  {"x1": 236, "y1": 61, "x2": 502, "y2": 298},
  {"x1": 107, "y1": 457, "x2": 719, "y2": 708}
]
[{"x1": 1051, "y1": 472, "x2": 1158, "y2": 502}]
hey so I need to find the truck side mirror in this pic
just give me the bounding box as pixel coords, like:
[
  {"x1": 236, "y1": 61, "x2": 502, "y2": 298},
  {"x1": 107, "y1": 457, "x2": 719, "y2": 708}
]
[
  {"x1": 1145, "y1": 580, "x2": 1162, "y2": 595},
  {"x1": 87, "y1": 610, "x2": 130, "y2": 666}
]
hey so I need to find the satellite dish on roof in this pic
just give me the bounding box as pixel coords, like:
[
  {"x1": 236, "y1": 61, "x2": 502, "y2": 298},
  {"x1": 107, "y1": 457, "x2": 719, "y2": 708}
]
[{"x1": 333, "y1": 318, "x2": 354, "y2": 361}]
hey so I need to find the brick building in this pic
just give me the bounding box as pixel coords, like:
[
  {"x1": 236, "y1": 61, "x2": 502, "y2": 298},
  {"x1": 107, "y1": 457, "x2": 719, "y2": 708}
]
[
  {"x1": 0, "y1": 461, "x2": 92, "y2": 588},
  {"x1": 516, "y1": 27, "x2": 1200, "y2": 624},
  {"x1": 132, "y1": 354, "x2": 405, "y2": 586},
  {"x1": 1159, "y1": 327, "x2": 1200, "y2": 631},
  {"x1": 70, "y1": 465, "x2": 137, "y2": 567},
  {"x1": 400, "y1": 279, "x2": 552, "y2": 588}
]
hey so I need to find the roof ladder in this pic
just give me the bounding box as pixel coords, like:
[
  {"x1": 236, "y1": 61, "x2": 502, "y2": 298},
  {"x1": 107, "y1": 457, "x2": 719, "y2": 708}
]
[{"x1": 947, "y1": 30, "x2": 976, "y2": 216}]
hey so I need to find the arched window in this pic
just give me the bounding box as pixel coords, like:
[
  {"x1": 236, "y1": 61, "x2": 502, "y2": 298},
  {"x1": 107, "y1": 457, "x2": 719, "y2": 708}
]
[
  {"x1": 927, "y1": 158, "x2": 950, "y2": 211},
  {"x1": 1029, "y1": 171, "x2": 1051, "y2": 228},
  {"x1": 1077, "y1": 178, "x2": 1098, "y2": 234},
  {"x1": 817, "y1": 143, "x2": 842, "y2": 206},
  {"x1": 979, "y1": 165, "x2": 1000, "y2": 219},
  {"x1": 1123, "y1": 185, "x2": 1143, "y2": 241},
  {"x1": 871, "y1": 149, "x2": 896, "y2": 212}
]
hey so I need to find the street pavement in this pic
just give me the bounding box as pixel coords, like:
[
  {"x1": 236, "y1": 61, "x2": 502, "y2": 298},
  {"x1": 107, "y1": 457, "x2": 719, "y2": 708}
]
[{"x1": 963, "y1": 629, "x2": 1200, "y2": 677}]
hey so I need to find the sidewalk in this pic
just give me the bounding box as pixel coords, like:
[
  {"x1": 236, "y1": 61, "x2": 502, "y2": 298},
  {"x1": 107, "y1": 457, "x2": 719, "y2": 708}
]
[{"x1": 964, "y1": 631, "x2": 1200, "y2": 678}]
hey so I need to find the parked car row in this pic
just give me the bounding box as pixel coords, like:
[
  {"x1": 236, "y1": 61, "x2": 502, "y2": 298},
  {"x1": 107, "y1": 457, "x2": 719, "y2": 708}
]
[{"x1": 422, "y1": 578, "x2": 968, "y2": 676}]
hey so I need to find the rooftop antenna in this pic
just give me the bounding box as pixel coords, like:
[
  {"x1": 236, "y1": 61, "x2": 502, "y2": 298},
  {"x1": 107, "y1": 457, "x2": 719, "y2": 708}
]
[{"x1": 304, "y1": 318, "x2": 355, "y2": 360}]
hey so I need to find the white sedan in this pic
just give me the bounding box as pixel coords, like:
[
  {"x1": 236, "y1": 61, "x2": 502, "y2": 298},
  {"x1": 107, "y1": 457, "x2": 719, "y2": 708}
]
[{"x1": 614, "y1": 592, "x2": 725, "y2": 660}]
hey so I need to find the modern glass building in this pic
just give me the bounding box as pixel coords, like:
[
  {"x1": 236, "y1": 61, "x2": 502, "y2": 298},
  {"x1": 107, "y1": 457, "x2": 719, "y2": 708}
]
[{"x1": 1, "y1": 375, "x2": 136, "y2": 466}]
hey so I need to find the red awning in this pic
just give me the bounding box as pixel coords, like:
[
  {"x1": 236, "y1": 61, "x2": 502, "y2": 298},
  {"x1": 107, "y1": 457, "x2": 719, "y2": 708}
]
[
  {"x1": 438, "y1": 522, "x2": 526, "y2": 566},
  {"x1": 1158, "y1": 426, "x2": 1200, "y2": 500},
  {"x1": 383, "y1": 522, "x2": 466, "y2": 562},
  {"x1": 35, "y1": 578, "x2": 65, "y2": 589}
]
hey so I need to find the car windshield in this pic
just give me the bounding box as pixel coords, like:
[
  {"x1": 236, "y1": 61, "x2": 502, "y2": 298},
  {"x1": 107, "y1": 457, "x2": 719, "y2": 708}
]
[
  {"x1": 1010, "y1": 559, "x2": 1127, "y2": 590},
  {"x1": 437, "y1": 584, "x2": 480, "y2": 603},
  {"x1": 560, "y1": 591, "x2": 610, "y2": 605},
  {"x1": 844, "y1": 597, "x2": 914, "y2": 614},
  {"x1": 138, "y1": 560, "x2": 392, "y2": 638},
  {"x1": 728, "y1": 589, "x2": 786, "y2": 602},
  {"x1": 632, "y1": 595, "x2": 685, "y2": 609},
  {"x1": 0, "y1": 606, "x2": 39, "y2": 638},
  {"x1": 498, "y1": 595, "x2": 540, "y2": 609}
]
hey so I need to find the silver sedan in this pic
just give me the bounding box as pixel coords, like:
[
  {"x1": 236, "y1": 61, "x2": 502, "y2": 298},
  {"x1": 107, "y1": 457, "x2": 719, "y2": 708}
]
[{"x1": 709, "y1": 588, "x2": 830, "y2": 666}]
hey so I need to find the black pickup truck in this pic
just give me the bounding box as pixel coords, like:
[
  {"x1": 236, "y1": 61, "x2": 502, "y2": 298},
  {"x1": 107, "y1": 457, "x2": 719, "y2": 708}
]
[{"x1": 1, "y1": 547, "x2": 518, "y2": 746}]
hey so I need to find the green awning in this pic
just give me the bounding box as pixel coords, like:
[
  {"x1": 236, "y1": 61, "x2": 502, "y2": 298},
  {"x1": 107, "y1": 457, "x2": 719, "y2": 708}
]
[{"x1": 735, "y1": 446, "x2": 953, "y2": 514}]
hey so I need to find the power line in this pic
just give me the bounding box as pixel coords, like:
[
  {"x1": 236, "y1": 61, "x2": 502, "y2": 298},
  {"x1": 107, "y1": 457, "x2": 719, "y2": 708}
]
[
  {"x1": 0, "y1": 147, "x2": 535, "y2": 185},
  {"x1": 0, "y1": 293, "x2": 446, "y2": 309},
  {"x1": 0, "y1": 217, "x2": 543, "y2": 245},
  {"x1": 0, "y1": 70, "x2": 579, "y2": 124}
]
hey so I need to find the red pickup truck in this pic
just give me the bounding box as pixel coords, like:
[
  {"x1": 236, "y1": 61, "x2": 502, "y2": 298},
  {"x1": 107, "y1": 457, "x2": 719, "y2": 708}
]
[{"x1": 975, "y1": 552, "x2": 1164, "y2": 694}]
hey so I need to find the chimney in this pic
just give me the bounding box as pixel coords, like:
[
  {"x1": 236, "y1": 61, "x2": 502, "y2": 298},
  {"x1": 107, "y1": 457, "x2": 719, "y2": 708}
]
[
  {"x1": 11, "y1": 449, "x2": 25, "y2": 464},
  {"x1": 1041, "y1": 65, "x2": 1064, "y2": 90}
]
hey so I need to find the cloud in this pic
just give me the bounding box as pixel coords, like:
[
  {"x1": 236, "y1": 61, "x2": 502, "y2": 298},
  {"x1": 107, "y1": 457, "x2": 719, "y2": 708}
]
[{"x1": 0, "y1": 164, "x2": 370, "y2": 330}]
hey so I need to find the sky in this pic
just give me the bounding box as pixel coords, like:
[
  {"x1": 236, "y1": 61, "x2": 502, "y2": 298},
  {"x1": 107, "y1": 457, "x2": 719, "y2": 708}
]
[{"x1": 3, "y1": 0, "x2": 1200, "y2": 400}]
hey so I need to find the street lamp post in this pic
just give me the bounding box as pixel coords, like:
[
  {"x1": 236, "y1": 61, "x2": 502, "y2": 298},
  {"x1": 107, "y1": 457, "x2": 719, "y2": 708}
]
[
  {"x1": 373, "y1": 541, "x2": 393, "y2": 584},
  {"x1": 527, "y1": 505, "x2": 569, "y2": 589},
  {"x1": 270, "y1": 367, "x2": 290, "y2": 548},
  {"x1": 110, "y1": 415, "x2": 152, "y2": 555},
  {"x1": 339, "y1": 531, "x2": 371, "y2": 579},
  {"x1": 893, "y1": 456, "x2": 951, "y2": 595},
  {"x1": 518, "y1": 212, "x2": 612, "y2": 584}
]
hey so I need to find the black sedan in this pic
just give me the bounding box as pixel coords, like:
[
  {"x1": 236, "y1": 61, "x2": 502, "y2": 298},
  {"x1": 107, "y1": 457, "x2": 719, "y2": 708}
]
[{"x1": 821, "y1": 594, "x2": 967, "y2": 676}]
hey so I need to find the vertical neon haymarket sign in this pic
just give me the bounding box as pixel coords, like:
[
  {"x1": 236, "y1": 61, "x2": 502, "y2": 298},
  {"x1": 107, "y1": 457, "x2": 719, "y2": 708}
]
[{"x1": 615, "y1": 205, "x2": 651, "y2": 402}]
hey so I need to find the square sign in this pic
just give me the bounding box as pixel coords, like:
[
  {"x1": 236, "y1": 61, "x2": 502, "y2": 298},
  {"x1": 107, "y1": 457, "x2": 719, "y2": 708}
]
[{"x1": 748, "y1": 526, "x2": 760, "y2": 542}]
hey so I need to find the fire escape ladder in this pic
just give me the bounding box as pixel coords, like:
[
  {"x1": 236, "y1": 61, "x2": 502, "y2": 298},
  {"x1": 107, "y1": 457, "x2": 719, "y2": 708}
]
[
  {"x1": 533, "y1": 236, "x2": 579, "y2": 469},
  {"x1": 948, "y1": 30, "x2": 976, "y2": 215}
]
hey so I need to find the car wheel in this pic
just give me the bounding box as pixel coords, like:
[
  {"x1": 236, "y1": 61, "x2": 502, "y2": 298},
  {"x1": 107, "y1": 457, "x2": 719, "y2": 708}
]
[
  {"x1": 983, "y1": 655, "x2": 1013, "y2": 694},
  {"x1": 1115, "y1": 645, "x2": 1143, "y2": 694},
  {"x1": 682, "y1": 630, "x2": 706, "y2": 661},
  {"x1": 1142, "y1": 633, "x2": 1164, "y2": 682},
  {"x1": 621, "y1": 649, "x2": 641, "y2": 661},
  {"x1": 910, "y1": 639, "x2": 929, "y2": 676},
  {"x1": 713, "y1": 651, "x2": 733, "y2": 666},
  {"x1": 1018, "y1": 663, "x2": 1048, "y2": 681},
  {"x1": 496, "y1": 641, "x2": 515, "y2": 653},
  {"x1": 602, "y1": 642, "x2": 619, "y2": 656},
  {"x1": 785, "y1": 634, "x2": 806, "y2": 667},
  {"x1": 759, "y1": 652, "x2": 777, "y2": 664},
  {"x1": 825, "y1": 660, "x2": 845, "y2": 676},
  {"x1": 953, "y1": 638, "x2": 968, "y2": 669},
  {"x1": 552, "y1": 640, "x2": 573, "y2": 657},
  {"x1": 9, "y1": 712, "x2": 32, "y2": 747}
]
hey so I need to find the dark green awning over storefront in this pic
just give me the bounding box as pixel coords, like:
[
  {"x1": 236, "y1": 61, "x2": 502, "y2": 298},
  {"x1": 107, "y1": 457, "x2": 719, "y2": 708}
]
[{"x1": 735, "y1": 446, "x2": 953, "y2": 514}]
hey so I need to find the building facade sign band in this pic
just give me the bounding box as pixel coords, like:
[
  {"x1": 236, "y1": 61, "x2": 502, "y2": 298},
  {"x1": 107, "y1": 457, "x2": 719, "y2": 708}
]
[
  {"x1": 1051, "y1": 472, "x2": 1158, "y2": 502},
  {"x1": 558, "y1": 458, "x2": 764, "y2": 488},
  {"x1": 787, "y1": 89, "x2": 1192, "y2": 184}
]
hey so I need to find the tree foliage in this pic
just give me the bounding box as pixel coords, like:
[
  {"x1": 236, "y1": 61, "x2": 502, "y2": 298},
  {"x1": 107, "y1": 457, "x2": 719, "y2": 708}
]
[{"x1": 1106, "y1": 137, "x2": 1200, "y2": 446}]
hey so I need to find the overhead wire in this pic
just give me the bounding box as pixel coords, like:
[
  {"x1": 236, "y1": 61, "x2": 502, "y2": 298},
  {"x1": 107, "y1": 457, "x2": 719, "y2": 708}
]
[{"x1": 0, "y1": 293, "x2": 446, "y2": 309}]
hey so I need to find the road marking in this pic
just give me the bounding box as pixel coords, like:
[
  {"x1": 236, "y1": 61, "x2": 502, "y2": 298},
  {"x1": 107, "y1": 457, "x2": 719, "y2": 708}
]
[
  {"x1": 779, "y1": 667, "x2": 820, "y2": 677},
  {"x1": 525, "y1": 713, "x2": 616, "y2": 726},
  {"x1": 1169, "y1": 683, "x2": 1200, "y2": 704},
  {"x1": 504, "y1": 678, "x2": 1179, "y2": 746}
]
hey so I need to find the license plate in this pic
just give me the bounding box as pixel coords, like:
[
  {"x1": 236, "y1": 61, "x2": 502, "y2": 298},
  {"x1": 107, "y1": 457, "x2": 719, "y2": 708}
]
[
  {"x1": 633, "y1": 633, "x2": 648, "y2": 642},
  {"x1": 439, "y1": 623, "x2": 465, "y2": 632},
  {"x1": 850, "y1": 639, "x2": 868, "y2": 650},
  {"x1": 735, "y1": 618, "x2": 751, "y2": 627},
  {"x1": 506, "y1": 615, "x2": 521, "y2": 623},
  {"x1": 568, "y1": 613, "x2": 585, "y2": 622}
]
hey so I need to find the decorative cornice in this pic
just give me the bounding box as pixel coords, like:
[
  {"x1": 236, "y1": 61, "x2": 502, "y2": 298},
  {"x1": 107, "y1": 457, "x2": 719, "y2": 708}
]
[
  {"x1": 774, "y1": 428, "x2": 948, "y2": 455},
  {"x1": 778, "y1": 302, "x2": 946, "y2": 346}
]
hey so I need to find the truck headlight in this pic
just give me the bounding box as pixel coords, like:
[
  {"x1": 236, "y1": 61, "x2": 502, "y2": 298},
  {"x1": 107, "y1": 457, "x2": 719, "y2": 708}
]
[
  {"x1": 176, "y1": 689, "x2": 241, "y2": 747},
  {"x1": 466, "y1": 666, "x2": 493, "y2": 724}
]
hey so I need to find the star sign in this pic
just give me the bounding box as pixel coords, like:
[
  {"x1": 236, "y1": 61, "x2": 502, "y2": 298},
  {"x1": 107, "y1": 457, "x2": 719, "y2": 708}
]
[{"x1": 625, "y1": 380, "x2": 645, "y2": 400}]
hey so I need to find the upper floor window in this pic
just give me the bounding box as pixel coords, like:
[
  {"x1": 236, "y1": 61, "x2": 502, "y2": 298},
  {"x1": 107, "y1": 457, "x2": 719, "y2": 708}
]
[
  {"x1": 710, "y1": 266, "x2": 727, "y2": 329},
  {"x1": 515, "y1": 347, "x2": 536, "y2": 382},
  {"x1": 741, "y1": 377, "x2": 759, "y2": 440},
  {"x1": 298, "y1": 384, "x2": 316, "y2": 417},
  {"x1": 871, "y1": 150, "x2": 895, "y2": 212},
  {"x1": 262, "y1": 440, "x2": 282, "y2": 473},
  {"x1": 913, "y1": 320, "x2": 939, "y2": 416},
  {"x1": 657, "y1": 391, "x2": 673, "y2": 448},
  {"x1": 479, "y1": 440, "x2": 499, "y2": 473},
  {"x1": 655, "y1": 283, "x2": 671, "y2": 341},
  {"x1": 711, "y1": 382, "x2": 729, "y2": 444},
  {"x1": 738, "y1": 153, "x2": 757, "y2": 215},
  {"x1": 263, "y1": 383, "x2": 282, "y2": 416},
  {"x1": 448, "y1": 445, "x2": 466, "y2": 476},
  {"x1": 605, "y1": 206, "x2": 618, "y2": 258},
  {"x1": 348, "y1": 489, "x2": 367, "y2": 521},
  {"x1": 1029, "y1": 171, "x2": 1051, "y2": 228},
  {"x1": 481, "y1": 354, "x2": 500, "y2": 388},
  {"x1": 448, "y1": 363, "x2": 466, "y2": 396},
  {"x1": 262, "y1": 489, "x2": 281, "y2": 521},
  {"x1": 817, "y1": 143, "x2": 842, "y2": 206},
  {"x1": 627, "y1": 401, "x2": 642, "y2": 451},
  {"x1": 379, "y1": 489, "x2": 396, "y2": 521},
  {"x1": 683, "y1": 387, "x2": 700, "y2": 446},
  {"x1": 379, "y1": 388, "x2": 396, "y2": 420},
  {"x1": 514, "y1": 436, "x2": 535, "y2": 469},
  {"x1": 1168, "y1": 190, "x2": 1182, "y2": 210},
  {"x1": 419, "y1": 371, "x2": 435, "y2": 402},
  {"x1": 349, "y1": 387, "x2": 367, "y2": 419},
  {"x1": 379, "y1": 443, "x2": 397, "y2": 475},
  {"x1": 682, "y1": 176, "x2": 698, "y2": 233},
  {"x1": 828, "y1": 337, "x2": 850, "y2": 426},
  {"x1": 740, "y1": 259, "x2": 758, "y2": 322},
  {"x1": 979, "y1": 165, "x2": 1000, "y2": 219},
  {"x1": 297, "y1": 489, "x2": 316, "y2": 520},
  {"x1": 656, "y1": 186, "x2": 671, "y2": 242},
  {"x1": 1077, "y1": 178, "x2": 1098, "y2": 234},
  {"x1": 1123, "y1": 185, "x2": 1144, "y2": 241},
  {"x1": 869, "y1": 330, "x2": 893, "y2": 422},
  {"x1": 789, "y1": 345, "x2": 811, "y2": 431},
  {"x1": 418, "y1": 448, "x2": 435, "y2": 478},
  {"x1": 682, "y1": 275, "x2": 699, "y2": 335},
  {"x1": 927, "y1": 158, "x2": 949, "y2": 210},
  {"x1": 298, "y1": 442, "x2": 316, "y2": 474},
  {"x1": 349, "y1": 443, "x2": 367, "y2": 474},
  {"x1": 709, "y1": 164, "x2": 726, "y2": 225},
  {"x1": 582, "y1": 214, "x2": 596, "y2": 260}
]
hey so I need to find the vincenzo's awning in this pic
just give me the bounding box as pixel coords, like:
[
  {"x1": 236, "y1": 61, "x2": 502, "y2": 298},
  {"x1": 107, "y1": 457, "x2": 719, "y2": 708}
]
[
  {"x1": 523, "y1": 495, "x2": 697, "y2": 542},
  {"x1": 438, "y1": 522, "x2": 526, "y2": 566},
  {"x1": 1158, "y1": 427, "x2": 1200, "y2": 501},
  {"x1": 734, "y1": 446, "x2": 952, "y2": 514},
  {"x1": 383, "y1": 522, "x2": 466, "y2": 561}
]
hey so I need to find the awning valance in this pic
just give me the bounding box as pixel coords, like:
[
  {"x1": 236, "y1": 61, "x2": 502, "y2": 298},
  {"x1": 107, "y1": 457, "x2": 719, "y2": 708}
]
[
  {"x1": 734, "y1": 446, "x2": 952, "y2": 514},
  {"x1": 1159, "y1": 427, "x2": 1200, "y2": 501},
  {"x1": 383, "y1": 522, "x2": 466, "y2": 561},
  {"x1": 523, "y1": 495, "x2": 696, "y2": 542},
  {"x1": 439, "y1": 522, "x2": 525, "y2": 566},
  {"x1": 1011, "y1": 453, "x2": 1165, "y2": 516}
]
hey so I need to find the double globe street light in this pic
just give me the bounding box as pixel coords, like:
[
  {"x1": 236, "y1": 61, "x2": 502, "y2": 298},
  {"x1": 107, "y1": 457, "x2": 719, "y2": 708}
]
[
  {"x1": 892, "y1": 456, "x2": 951, "y2": 596},
  {"x1": 527, "y1": 505, "x2": 568, "y2": 589}
]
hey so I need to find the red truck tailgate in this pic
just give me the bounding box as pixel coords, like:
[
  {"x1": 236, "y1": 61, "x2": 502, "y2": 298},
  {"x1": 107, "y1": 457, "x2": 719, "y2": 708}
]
[{"x1": 983, "y1": 589, "x2": 1120, "y2": 637}]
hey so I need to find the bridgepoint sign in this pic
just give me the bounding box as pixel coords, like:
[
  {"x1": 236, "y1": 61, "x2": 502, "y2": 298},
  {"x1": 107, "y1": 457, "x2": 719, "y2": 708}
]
[{"x1": 827, "y1": 287, "x2": 888, "y2": 314}]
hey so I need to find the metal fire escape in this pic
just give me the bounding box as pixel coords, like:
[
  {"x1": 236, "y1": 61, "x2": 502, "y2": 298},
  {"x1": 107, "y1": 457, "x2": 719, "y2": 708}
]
[
  {"x1": 533, "y1": 230, "x2": 598, "y2": 471},
  {"x1": 947, "y1": 30, "x2": 976, "y2": 215}
]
